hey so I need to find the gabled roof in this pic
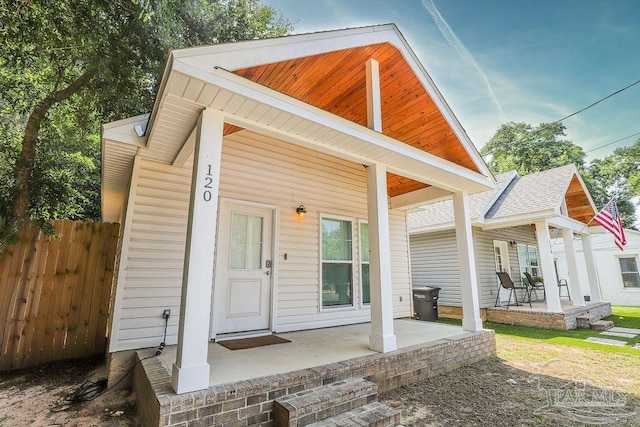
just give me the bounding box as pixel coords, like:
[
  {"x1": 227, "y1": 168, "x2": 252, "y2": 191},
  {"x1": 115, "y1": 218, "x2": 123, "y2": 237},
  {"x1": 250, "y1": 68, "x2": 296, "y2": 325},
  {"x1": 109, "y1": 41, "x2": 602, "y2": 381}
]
[
  {"x1": 408, "y1": 164, "x2": 598, "y2": 233},
  {"x1": 102, "y1": 24, "x2": 495, "y2": 221}
]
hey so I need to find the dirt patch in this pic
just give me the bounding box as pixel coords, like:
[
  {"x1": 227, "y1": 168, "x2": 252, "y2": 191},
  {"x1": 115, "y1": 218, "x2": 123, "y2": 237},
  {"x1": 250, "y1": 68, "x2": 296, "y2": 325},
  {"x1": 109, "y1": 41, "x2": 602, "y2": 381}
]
[
  {"x1": 381, "y1": 336, "x2": 640, "y2": 426},
  {"x1": 0, "y1": 356, "x2": 138, "y2": 426},
  {"x1": 1, "y1": 336, "x2": 639, "y2": 426}
]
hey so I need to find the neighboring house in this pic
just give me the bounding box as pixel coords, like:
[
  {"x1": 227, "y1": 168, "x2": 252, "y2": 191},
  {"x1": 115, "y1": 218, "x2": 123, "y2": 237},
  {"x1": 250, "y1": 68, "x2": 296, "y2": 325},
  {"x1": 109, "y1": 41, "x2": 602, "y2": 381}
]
[
  {"x1": 408, "y1": 164, "x2": 606, "y2": 318},
  {"x1": 101, "y1": 25, "x2": 495, "y2": 395},
  {"x1": 554, "y1": 229, "x2": 640, "y2": 306}
]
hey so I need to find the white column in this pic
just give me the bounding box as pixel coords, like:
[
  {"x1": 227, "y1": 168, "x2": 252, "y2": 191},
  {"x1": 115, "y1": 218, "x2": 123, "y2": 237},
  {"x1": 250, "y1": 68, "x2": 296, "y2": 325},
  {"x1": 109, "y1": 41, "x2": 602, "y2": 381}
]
[
  {"x1": 367, "y1": 163, "x2": 396, "y2": 353},
  {"x1": 562, "y1": 228, "x2": 585, "y2": 306},
  {"x1": 581, "y1": 234, "x2": 603, "y2": 302},
  {"x1": 535, "y1": 221, "x2": 562, "y2": 313},
  {"x1": 452, "y1": 191, "x2": 483, "y2": 332},
  {"x1": 172, "y1": 109, "x2": 223, "y2": 394},
  {"x1": 366, "y1": 58, "x2": 382, "y2": 131}
]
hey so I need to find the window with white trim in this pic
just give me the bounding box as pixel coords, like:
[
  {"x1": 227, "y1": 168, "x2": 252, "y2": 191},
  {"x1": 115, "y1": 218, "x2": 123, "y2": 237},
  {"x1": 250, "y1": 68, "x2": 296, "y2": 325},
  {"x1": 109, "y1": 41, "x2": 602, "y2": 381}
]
[
  {"x1": 517, "y1": 243, "x2": 540, "y2": 280},
  {"x1": 360, "y1": 221, "x2": 370, "y2": 305},
  {"x1": 619, "y1": 256, "x2": 640, "y2": 288},
  {"x1": 321, "y1": 217, "x2": 353, "y2": 307}
]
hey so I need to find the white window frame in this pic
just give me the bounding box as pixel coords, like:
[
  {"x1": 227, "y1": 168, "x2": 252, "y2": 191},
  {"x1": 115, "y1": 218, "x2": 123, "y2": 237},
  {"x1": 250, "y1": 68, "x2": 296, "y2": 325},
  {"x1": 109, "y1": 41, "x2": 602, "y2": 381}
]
[
  {"x1": 616, "y1": 255, "x2": 640, "y2": 289},
  {"x1": 319, "y1": 213, "x2": 356, "y2": 311},
  {"x1": 517, "y1": 243, "x2": 540, "y2": 280},
  {"x1": 359, "y1": 219, "x2": 370, "y2": 307}
]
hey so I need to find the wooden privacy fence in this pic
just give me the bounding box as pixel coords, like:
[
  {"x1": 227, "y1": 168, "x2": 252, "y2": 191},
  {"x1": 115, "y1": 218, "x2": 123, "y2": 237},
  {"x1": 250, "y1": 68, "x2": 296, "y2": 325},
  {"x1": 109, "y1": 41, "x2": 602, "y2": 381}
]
[{"x1": 0, "y1": 220, "x2": 119, "y2": 371}]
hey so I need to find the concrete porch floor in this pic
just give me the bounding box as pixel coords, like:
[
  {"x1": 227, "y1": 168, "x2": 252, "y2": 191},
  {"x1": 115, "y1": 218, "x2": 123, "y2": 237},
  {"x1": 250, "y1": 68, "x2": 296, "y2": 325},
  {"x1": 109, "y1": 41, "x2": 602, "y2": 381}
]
[
  {"x1": 158, "y1": 319, "x2": 467, "y2": 385},
  {"x1": 136, "y1": 320, "x2": 496, "y2": 426}
]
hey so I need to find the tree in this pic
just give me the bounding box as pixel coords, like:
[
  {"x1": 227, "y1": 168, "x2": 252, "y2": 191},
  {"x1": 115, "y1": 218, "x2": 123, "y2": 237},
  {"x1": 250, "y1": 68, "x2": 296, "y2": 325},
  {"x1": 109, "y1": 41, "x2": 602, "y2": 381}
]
[
  {"x1": 480, "y1": 122, "x2": 587, "y2": 175},
  {"x1": 0, "y1": 0, "x2": 293, "y2": 255},
  {"x1": 588, "y1": 139, "x2": 640, "y2": 229},
  {"x1": 482, "y1": 122, "x2": 638, "y2": 229}
]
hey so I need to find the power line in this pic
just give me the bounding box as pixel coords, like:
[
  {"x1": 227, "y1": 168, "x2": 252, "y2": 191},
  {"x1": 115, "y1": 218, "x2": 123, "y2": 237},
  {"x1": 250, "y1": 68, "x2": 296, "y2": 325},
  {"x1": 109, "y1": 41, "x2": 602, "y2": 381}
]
[
  {"x1": 585, "y1": 131, "x2": 640, "y2": 154},
  {"x1": 482, "y1": 78, "x2": 640, "y2": 156}
]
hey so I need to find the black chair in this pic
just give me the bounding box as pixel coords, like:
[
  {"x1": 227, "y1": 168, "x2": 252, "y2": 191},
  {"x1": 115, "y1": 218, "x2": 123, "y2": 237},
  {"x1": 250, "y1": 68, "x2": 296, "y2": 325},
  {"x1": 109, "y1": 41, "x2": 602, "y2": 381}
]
[
  {"x1": 495, "y1": 272, "x2": 531, "y2": 308},
  {"x1": 524, "y1": 272, "x2": 546, "y2": 301},
  {"x1": 557, "y1": 279, "x2": 571, "y2": 300}
]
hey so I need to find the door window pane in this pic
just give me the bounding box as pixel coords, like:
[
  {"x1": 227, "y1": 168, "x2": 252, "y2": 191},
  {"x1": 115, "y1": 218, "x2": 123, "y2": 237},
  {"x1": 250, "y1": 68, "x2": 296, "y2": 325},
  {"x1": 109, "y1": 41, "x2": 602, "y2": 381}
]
[
  {"x1": 229, "y1": 213, "x2": 263, "y2": 269},
  {"x1": 619, "y1": 257, "x2": 640, "y2": 288}
]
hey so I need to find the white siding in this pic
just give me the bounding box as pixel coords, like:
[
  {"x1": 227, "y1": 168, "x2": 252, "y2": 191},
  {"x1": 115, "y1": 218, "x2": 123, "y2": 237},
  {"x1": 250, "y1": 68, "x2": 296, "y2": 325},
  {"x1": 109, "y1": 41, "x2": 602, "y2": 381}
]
[
  {"x1": 409, "y1": 225, "x2": 537, "y2": 309},
  {"x1": 553, "y1": 231, "x2": 640, "y2": 306},
  {"x1": 473, "y1": 226, "x2": 537, "y2": 307},
  {"x1": 409, "y1": 230, "x2": 460, "y2": 306},
  {"x1": 109, "y1": 130, "x2": 412, "y2": 352}
]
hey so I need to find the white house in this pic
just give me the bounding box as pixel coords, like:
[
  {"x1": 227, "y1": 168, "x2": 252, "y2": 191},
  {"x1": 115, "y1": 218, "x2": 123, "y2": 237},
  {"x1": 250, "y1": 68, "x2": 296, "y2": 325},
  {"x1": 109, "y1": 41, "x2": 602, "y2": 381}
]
[
  {"x1": 101, "y1": 25, "x2": 496, "y2": 395},
  {"x1": 554, "y1": 229, "x2": 640, "y2": 306},
  {"x1": 408, "y1": 165, "x2": 608, "y2": 322}
]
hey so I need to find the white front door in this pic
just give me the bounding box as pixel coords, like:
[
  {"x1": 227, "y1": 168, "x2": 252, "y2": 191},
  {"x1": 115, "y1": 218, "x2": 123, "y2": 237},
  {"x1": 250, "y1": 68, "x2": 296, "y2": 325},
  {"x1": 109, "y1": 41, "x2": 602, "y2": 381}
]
[
  {"x1": 493, "y1": 241, "x2": 512, "y2": 305},
  {"x1": 212, "y1": 202, "x2": 273, "y2": 337}
]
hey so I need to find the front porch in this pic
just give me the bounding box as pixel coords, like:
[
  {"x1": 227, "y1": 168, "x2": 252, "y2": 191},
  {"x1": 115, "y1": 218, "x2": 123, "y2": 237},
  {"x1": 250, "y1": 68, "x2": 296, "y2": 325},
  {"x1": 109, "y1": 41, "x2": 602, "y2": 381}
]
[
  {"x1": 134, "y1": 320, "x2": 496, "y2": 426},
  {"x1": 485, "y1": 300, "x2": 612, "y2": 330}
]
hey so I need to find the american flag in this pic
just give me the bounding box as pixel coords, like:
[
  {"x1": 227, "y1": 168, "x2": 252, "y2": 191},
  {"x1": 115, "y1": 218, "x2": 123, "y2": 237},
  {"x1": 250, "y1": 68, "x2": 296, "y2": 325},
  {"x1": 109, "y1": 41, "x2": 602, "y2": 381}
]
[{"x1": 592, "y1": 199, "x2": 627, "y2": 251}]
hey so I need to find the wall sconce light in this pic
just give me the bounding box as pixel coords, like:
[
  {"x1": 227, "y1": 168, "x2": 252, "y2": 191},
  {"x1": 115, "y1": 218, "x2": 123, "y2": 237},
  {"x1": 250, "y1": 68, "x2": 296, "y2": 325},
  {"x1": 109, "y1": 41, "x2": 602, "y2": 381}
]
[
  {"x1": 296, "y1": 205, "x2": 307, "y2": 216},
  {"x1": 509, "y1": 240, "x2": 517, "y2": 247}
]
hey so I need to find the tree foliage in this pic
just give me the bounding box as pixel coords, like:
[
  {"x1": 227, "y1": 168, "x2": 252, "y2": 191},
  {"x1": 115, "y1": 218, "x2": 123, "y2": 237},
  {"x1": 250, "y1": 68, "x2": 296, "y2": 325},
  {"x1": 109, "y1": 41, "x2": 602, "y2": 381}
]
[
  {"x1": 588, "y1": 139, "x2": 640, "y2": 229},
  {"x1": 482, "y1": 122, "x2": 638, "y2": 229},
  {"x1": 0, "y1": 0, "x2": 293, "y2": 255},
  {"x1": 480, "y1": 122, "x2": 587, "y2": 175}
]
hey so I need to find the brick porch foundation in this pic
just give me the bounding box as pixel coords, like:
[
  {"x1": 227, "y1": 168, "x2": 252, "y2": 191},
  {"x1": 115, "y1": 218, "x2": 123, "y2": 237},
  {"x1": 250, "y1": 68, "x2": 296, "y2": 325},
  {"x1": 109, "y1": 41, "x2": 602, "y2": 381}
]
[
  {"x1": 485, "y1": 302, "x2": 612, "y2": 330},
  {"x1": 133, "y1": 329, "x2": 496, "y2": 426}
]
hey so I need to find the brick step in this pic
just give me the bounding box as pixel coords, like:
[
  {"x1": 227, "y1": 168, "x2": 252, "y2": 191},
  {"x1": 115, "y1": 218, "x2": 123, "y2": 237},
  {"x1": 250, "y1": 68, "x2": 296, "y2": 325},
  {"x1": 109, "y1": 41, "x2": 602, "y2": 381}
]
[
  {"x1": 576, "y1": 313, "x2": 601, "y2": 329},
  {"x1": 591, "y1": 320, "x2": 614, "y2": 331},
  {"x1": 273, "y1": 378, "x2": 378, "y2": 427},
  {"x1": 306, "y1": 401, "x2": 400, "y2": 427}
]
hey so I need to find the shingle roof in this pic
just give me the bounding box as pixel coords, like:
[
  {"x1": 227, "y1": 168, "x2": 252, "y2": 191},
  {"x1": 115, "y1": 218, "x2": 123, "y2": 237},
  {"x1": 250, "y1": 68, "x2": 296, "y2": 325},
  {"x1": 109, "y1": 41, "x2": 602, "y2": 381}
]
[
  {"x1": 407, "y1": 164, "x2": 580, "y2": 231},
  {"x1": 485, "y1": 164, "x2": 575, "y2": 219},
  {"x1": 407, "y1": 171, "x2": 516, "y2": 230}
]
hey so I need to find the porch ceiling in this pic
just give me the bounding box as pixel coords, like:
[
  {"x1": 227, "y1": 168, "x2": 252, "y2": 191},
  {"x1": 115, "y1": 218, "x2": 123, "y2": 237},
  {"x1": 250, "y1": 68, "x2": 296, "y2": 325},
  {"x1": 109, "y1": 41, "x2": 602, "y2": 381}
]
[
  {"x1": 102, "y1": 25, "x2": 496, "y2": 220},
  {"x1": 564, "y1": 174, "x2": 597, "y2": 224},
  {"x1": 144, "y1": 61, "x2": 492, "y2": 194}
]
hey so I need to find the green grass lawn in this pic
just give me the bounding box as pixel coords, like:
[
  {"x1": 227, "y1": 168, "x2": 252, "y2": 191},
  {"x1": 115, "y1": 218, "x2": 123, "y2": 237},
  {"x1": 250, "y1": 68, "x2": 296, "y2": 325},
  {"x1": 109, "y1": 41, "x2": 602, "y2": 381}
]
[{"x1": 440, "y1": 306, "x2": 640, "y2": 356}]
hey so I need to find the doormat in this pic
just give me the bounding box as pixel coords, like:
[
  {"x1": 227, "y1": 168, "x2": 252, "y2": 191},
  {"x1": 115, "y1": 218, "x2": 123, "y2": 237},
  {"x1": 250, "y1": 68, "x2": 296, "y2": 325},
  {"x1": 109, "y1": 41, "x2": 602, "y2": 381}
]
[{"x1": 218, "y1": 335, "x2": 291, "y2": 350}]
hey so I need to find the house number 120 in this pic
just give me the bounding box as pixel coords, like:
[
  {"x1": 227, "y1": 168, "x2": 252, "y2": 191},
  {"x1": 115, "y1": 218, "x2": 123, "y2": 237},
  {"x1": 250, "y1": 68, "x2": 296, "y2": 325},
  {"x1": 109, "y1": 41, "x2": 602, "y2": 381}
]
[{"x1": 203, "y1": 164, "x2": 213, "y2": 201}]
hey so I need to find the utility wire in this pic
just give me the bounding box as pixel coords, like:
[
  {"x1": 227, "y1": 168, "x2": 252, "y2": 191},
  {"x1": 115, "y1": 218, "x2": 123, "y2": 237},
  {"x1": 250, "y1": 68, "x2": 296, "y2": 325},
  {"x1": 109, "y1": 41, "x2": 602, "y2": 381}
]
[
  {"x1": 482, "y1": 78, "x2": 640, "y2": 156},
  {"x1": 585, "y1": 131, "x2": 640, "y2": 154}
]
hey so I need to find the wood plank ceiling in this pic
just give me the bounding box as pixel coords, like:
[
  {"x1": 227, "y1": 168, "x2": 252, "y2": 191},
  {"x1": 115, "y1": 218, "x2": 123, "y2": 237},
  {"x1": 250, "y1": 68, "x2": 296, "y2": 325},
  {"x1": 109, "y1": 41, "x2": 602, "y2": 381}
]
[
  {"x1": 564, "y1": 175, "x2": 596, "y2": 224},
  {"x1": 224, "y1": 42, "x2": 480, "y2": 197}
]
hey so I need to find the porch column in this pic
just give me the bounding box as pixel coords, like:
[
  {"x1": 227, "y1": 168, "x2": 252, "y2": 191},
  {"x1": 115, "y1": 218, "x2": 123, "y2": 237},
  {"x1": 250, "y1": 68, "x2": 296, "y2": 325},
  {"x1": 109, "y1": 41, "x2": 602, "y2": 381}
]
[
  {"x1": 581, "y1": 233, "x2": 603, "y2": 302},
  {"x1": 452, "y1": 191, "x2": 482, "y2": 332},
  {"x1": 562, "y1": 228, "x2": 585, "y2": 306},
  {"x1": 172, "y1": 108, "x2": 223, "y2": 394},
  {"x1": 534, "y1": 221, "x2": 562, "y2": 313},
  {"x1": 367, "y1": 163, "x2": 397, "y2": 353}
]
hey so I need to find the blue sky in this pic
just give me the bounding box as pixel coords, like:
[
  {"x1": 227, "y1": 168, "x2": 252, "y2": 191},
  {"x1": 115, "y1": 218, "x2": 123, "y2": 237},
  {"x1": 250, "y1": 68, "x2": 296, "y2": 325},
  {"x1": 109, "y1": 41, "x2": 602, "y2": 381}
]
[{"x1": 262, "y1": 0, "x2": 640, "y2": 162}]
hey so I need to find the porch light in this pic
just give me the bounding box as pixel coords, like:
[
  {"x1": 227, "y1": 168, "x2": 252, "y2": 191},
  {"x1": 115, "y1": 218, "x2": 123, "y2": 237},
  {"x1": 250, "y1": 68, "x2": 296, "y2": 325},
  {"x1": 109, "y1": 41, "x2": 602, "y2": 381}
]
[
  {"x1": 509, "y1": 240, "x2": 517, "y2": 247},
  {"x1": 296, "y1": 205, "x2": 307, "y2": 216}
]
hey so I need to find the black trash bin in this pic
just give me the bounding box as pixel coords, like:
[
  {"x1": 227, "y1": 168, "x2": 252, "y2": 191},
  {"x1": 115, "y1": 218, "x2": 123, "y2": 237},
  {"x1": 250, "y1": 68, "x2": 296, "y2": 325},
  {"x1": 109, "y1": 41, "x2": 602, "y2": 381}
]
[{"x1": 413, "y1": 287, "x2": 440, "y2": 321}]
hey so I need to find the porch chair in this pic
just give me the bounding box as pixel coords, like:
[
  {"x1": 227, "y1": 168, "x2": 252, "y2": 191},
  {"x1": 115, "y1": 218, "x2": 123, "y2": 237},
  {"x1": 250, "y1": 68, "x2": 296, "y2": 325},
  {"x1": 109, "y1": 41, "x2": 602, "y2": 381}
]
[
  {"x1": 524, "y1": 272, "x2": 546, "y2": 302},
  {"x1": 557, "y1": 278, "x2": 571, "y2": 300},
  {"x1": 495, "y1": 272, "x2": 531, "y2": 309}
]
